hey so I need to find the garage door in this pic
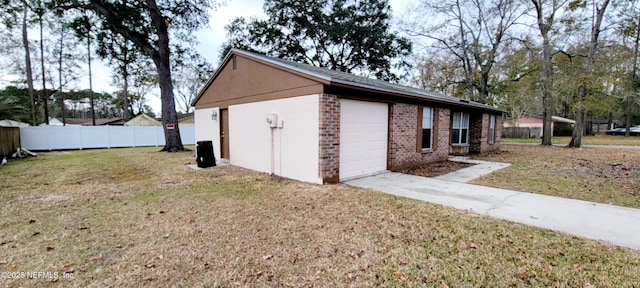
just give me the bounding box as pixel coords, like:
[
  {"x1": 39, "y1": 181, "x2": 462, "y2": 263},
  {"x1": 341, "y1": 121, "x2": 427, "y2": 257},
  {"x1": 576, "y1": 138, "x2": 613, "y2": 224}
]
[{"x1": 339, "y1": 99, "x2": 388, "y2": 180}]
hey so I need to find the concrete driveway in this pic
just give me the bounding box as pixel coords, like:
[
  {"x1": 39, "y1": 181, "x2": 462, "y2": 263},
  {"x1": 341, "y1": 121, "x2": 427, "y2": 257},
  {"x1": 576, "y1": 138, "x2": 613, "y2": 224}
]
[{"x1": 345, "y1": 172, "x2": 640, "y2": 250}]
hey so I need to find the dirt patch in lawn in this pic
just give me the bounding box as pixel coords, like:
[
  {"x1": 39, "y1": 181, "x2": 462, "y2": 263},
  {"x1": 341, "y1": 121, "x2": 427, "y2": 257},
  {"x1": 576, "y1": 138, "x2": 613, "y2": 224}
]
[
  {"x1": 397, "y1": 160, "x2": 475, "y2": 177},
  {"x1": 472, "y1": 144, "x2": 640, "y2": 208}
]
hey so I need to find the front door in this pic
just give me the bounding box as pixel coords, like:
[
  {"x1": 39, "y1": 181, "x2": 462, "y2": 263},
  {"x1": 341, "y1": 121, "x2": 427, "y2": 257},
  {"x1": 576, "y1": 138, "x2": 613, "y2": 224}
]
[{"x1": 220, "y1": 109, "x2": 230, "y2": 159}]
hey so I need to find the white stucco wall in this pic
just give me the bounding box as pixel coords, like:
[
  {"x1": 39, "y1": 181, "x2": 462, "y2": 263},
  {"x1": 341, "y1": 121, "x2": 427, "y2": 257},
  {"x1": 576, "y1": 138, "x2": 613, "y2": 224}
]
[
  {"x1": 228, "y1": 95, "x2": 321, "y2": 184},
  {"x1": 194, "y1": 107, "x2": 221, "y2": 161}
]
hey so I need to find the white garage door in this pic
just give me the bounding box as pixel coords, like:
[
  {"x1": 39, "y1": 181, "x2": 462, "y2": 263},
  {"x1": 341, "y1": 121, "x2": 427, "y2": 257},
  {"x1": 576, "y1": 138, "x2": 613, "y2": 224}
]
[{"x1": 339, "y1": 99, "x2": 388, "y2": 180}]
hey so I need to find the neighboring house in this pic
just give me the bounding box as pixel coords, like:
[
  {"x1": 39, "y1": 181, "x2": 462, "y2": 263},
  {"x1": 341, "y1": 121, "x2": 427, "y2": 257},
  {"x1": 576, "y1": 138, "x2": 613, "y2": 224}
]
[
  {"x1": 178, "y1": 113, "x2": 194, "y2": 124},
  {"x1": 192, "y1": 49, "x2": 503, "y2": 184},
  {"x1": 0, "y1": 119, "x2": 30, "y2": 127},
  {"x1": 39, "y1": 117, "x2": 68, "y2": 126},
  {"x1": 590, "y1": 119, "x2": 616, "y2": 134},
  {"x1": 503, "y1": 115, "x2": 575, "y2": 137},
  {"x1": 42, "y1": 117, "x2": 124, "y2": 126},
  {"x1": 124, "y1": 114, "x2": 161, "y2": 126}
]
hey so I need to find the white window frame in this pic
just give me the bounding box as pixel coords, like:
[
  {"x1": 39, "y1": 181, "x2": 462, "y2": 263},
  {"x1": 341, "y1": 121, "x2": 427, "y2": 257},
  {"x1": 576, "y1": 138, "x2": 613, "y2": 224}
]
[
  {"x1": 420, "y1": 107, "x2": 434, "y2": 150},
  {"x1": 452, "y1": 112, "x2": 470, "y2": 145},
  {"x1": 488, "y1": 114, "x2": 496, "y2": 144}
]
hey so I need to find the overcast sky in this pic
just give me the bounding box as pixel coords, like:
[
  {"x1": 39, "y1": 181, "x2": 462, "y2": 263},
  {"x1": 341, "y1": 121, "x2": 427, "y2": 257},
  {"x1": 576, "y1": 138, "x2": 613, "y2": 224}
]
[{"x1": 1, "y1": 0, "x2": 410, "y2": 117}]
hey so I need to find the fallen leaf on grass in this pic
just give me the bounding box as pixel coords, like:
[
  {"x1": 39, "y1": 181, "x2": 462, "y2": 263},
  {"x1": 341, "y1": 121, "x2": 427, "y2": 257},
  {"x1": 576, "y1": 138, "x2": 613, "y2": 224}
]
[
  {"x1": 584, "y1": 283, "x2": 596, "y2": 288},
  {"x1": 46, "y1": 246, "x2": 54, "y2": 251},
  {"x1": 440, "y1": 281, "x2": 450, "y2": 288},
  {"x1": 469, "y1": 242, "x2": 479, "y2": 249},
  {"x1": 262, "y1": 254, "x2": 273, "y2": 260},
  {"x1": 144, "y1": 263, "x2": 155, "y2": 268}
]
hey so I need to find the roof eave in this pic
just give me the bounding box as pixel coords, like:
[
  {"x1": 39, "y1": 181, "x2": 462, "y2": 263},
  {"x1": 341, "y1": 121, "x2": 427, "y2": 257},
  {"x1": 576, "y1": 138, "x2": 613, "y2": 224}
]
[{"x1": 329, "y1": 79, "x2": 505, "y2": 113}]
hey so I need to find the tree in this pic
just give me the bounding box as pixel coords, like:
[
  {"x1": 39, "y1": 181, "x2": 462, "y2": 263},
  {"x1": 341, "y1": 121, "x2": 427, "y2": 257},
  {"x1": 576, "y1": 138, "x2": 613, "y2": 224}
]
[
  {"x1": 21, "y1": 1, "x2": 37, "y2": 125},
  {"x1": 402, "y1": 0, "x2": 530, "y2": 104},
  {"x1": 172, "y1": 53, "x2": 213, "y2": 113},
  {"x1": 616, "y1": 1, "x2": 640, "y2": 136},
  {"x1": 221, "y1": 0, "x2": 412, "y2": 82},
  {"x1": 95, "y1": 31, "x2": 145, "y2": 121},
  {"x1": 529, "y1": 0, "x2": 571, "y2": 146},
  {"x1": 0, "y1": 86, "x2": 30, "y2": 122},
  {"x1": 52, "y1": 0, "x2": 218, "y2": 151},
  {"x1": 567, "y1": 0, "x2": 611, "y2": 147}
]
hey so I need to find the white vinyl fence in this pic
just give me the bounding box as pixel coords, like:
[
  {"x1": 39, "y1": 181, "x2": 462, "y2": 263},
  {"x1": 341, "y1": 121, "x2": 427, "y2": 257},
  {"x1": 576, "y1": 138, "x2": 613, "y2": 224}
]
[{"x1": 19, "y1": 125, "x2": 195, "y2": 151}]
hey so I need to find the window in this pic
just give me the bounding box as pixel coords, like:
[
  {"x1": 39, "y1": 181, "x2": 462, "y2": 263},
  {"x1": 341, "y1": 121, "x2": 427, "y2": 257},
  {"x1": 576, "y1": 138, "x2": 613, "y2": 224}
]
[
  {"x1": 488, "y1": 114, "x2": 496, "y2": 144},
  {"x1": 452, "y1": 112, "x2": 469, "y2": 145},
  {"x1": 419, "y1": 107, "x2": 434, "y2": 150}
]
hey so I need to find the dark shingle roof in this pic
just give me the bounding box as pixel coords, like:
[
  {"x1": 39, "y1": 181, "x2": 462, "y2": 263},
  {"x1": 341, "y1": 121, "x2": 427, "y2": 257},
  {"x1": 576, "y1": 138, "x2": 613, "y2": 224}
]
[{"x1": 233, "y1": 49, "x2": 503, "y2": 113}]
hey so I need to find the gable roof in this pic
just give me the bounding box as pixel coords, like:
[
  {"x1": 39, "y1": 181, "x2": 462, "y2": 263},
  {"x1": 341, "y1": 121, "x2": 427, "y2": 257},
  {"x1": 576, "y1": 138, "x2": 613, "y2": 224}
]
[
  {"x1": 124, "y1": 114, "x2": 161, "y2": 126},
  {"x1": 193, "y1": 49, "x2": 503, "y2": 113},
  {"x1": 58, "y1": 118, "x2": 123, "y2": 126}
]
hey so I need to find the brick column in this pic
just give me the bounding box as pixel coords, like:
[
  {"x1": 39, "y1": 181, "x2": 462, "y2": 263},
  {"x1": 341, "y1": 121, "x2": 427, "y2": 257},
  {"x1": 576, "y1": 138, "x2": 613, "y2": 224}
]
[{"x1": 319, "y1": 94, "x2": 340, "y2": 183}]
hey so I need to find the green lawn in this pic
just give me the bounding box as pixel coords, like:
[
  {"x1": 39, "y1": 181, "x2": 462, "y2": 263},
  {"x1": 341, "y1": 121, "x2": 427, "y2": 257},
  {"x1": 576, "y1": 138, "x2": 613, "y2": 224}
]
[
  {"x1": 1, "y1": 147, "x2": 639, "y2": 287},
  {"x1": 501, "y1": 134, "x2": 640, "y2": 146},
  {"x1": 473, "y1": 144, "x2": 640, "y2": 208}
]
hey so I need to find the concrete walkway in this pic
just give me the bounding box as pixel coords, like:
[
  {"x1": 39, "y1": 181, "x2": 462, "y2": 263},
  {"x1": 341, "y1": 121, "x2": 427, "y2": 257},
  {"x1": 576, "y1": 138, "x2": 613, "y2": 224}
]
[
  {"x1": 345, "y1": 171, "x2": 640, "y2": 250},
  {"x1": 435, "y1": 156, "x2": 511, "y2": 183}
]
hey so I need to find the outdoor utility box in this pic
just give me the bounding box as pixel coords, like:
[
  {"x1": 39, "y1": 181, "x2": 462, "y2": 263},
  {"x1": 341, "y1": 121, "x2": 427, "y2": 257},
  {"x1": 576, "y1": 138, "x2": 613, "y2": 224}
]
[{"x1": 196, "y1": 140, "x2": 216, "y2": 168}]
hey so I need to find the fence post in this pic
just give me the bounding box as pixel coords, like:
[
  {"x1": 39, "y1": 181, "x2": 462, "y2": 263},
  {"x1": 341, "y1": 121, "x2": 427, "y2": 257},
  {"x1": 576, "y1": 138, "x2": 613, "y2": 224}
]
[
  {"x1": 106, "y1": 125, "x2": 111, "y2": 149},
  {"x1": 131, "y1": 126, "x2": 136, "y2": 147},
  {"x1": 78, "y1": 126, "x2": 83, "y2": 150}
]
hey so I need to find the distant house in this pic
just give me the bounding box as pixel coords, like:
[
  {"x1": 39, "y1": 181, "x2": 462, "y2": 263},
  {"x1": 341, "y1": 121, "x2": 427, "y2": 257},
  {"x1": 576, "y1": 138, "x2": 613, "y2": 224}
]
[
  {"x1": 41, "y1": 117, "x2": 123, "y2": 126},
  {"x1": 178, "y1": 113, "x2": 194, "y2": 124},
  {"x1": 124, "y1": 114, "x2": 161, "y2": 126},
  {"x1": 503, "y1": 115, "x2": 575, "y2": 137},
  {"x1": 0, "y1": 119, "x2": 30, "y2": 127},
  {"x1": 590, "y1": 119, "x2": 616, "y2": 134}
]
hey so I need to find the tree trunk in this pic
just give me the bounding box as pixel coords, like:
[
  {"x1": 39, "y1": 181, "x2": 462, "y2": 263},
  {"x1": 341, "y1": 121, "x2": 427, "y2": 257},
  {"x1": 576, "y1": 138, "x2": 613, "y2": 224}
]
[
  {"x1": 123, "y1": 48, "x2": 130, "y2": 120},
  {"x1": 626, "y1": 15, "x2": 640, "y2": 137},
  {"x1": 568, "y1": 0, "x2": 609, "y2": 147},
  {"x1": 146, "y1": 0, "x2": 183, "y2": 151},
  {"x1": 540, "y1": 33, "x2": 553, "y2": 146},
  {"x1": 58, "y1": 27, "x2": 66, "y2": 125},
  {"x1": 87, "y1": 34, "x2": 96, "y2": 125},
  {"x1": 39, "y1": 16, "x2": 49, "y2": 125},
  {"x1": 455, "y1": 0, "x2": 475, "y2": 100},
  {"x1": 22, "y1": 3, "x2": 37, "y2": 125},
  {"x1": 569, "y1": 86, "x2": 586, "y2": 147}
]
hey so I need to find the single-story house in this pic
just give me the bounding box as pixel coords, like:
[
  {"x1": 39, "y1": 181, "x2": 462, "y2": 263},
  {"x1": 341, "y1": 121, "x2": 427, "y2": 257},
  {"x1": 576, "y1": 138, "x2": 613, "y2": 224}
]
[
  {"x1": 178, "y1": 113, "x2": 194, "y2": 124},
  {"x1": 0, "y1": 119, "x2": 30, "y2": 127},
  {"x1": 124, "y1": 114, "x2": 161, "y2": 126},
  {"x1": 192, "y1": 49, "x2": 503, "y2": 184},
  {"x1": 503, "y1": 115, "x2": 575, "y2": 137},
  {"x1": 41, "y1": 117, "x2": 124, "y2": 126}
]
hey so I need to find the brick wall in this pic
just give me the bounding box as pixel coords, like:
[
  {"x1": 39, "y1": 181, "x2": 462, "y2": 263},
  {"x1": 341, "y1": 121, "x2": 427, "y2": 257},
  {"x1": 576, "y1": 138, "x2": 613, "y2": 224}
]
[
  {"x1": 318, "y1": 94, "x2": 340, "y2": 183},
  {"x1": 388, "y1": 103, "x2": 450, "y2": 169},
  {"x1": 470, "y1": 113, "x2": 501, "y2": 153}
]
